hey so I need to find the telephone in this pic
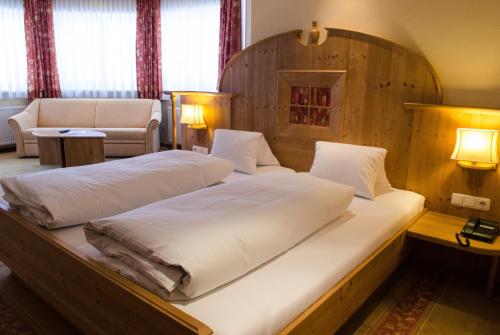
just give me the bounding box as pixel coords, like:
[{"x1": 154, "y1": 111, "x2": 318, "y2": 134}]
[{"x1": 455, "y1": 217, "x2": 499, "y2": 247}]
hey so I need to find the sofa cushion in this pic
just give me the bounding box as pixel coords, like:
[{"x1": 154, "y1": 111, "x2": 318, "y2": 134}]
[
  {"x1": 94, "y1": 128, "x2": 146, "y2": 142},
  {"x1": 38, "y1": 99, "x2": 96, "y2": 128},
  {"x1": 95, "y1": 99, "x2": 153, "y2": 128}
]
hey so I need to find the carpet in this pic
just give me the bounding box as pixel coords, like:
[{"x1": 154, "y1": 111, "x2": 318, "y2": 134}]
[
  {"x1": 0, "y1": 152, "x2": 53, "y2": 203},
  {"x1": 0, "y1": 269, "x2": 40, "y2": 335},
  {"x1": 368, "y1": 272, "x2": 445, "y2": 335}
]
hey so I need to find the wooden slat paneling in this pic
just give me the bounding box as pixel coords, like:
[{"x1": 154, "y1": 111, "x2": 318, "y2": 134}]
[
  {"x1": 219, "y1": 28, "x2": 442, "y2": 188},
  {"x1": 406, "y1": 103, "x2": 500, "y2": 220}
]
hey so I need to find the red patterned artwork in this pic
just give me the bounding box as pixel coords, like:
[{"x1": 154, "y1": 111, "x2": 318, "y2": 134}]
[
  {"x1": 290, "y1": 86, "x2": 331, "y2": 126},
  {"x1": 290, "y1": 106, "x2": 309, "y2": 124},
  {"x1": 291, "y1": 86, "x2": 309, "y2": 105},
  {"x1": 309, "y1": 108, "x2": 330, "y2": 127}
]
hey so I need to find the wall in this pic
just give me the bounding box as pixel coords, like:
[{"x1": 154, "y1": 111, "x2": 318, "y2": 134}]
[
  {"x1": 406, "y1": 104, "x2": 500, "y2": 220},
  {"x1": 249, "y1": 0, "x2": 500, "y2": 109}
]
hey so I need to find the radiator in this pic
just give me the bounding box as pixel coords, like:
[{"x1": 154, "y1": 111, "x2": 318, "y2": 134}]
[{"x1": 0, "y1": 105, "x2": 25, "y2": 146}]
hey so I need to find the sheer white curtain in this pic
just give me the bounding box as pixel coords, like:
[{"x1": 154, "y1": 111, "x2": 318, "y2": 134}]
[
  {"x1": 53, "y1": 0, "x2": 137, "y2": 98},
  {"x1": 161, "y1": 0, "x2": 220, "y2": 92},
  {"x1": 0, "y1": 0, "x2": 28, "y2": 99}
]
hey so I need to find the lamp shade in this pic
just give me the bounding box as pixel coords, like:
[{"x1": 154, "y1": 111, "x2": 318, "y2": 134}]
[
  {"x1": 180, "y1": 104, "x2": 206, "y2": 129},
  {"x1": 450, "y1": 128, "x2": 499, "y2": 169}
]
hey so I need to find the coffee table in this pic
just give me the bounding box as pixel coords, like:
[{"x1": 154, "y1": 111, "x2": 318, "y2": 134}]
[{"x1": 32, "y1": 129, "x2": 106, "y2": 167}]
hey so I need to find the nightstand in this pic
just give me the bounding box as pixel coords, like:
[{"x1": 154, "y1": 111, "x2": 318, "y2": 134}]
[{"x1": 407, "y1": 211, "x2": 500, "y2": 298}]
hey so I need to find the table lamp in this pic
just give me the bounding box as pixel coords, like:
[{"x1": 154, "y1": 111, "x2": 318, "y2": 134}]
[
  {"x1": 451, "y1": 128, "x2": 499, "y2": 170},
  {"x1": 180, "y1": 104, "x2": 207, "y2": 129}
]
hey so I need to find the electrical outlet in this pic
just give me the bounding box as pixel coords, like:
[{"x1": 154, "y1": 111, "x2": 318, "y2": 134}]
[
  {"x1": 451, "y1": 193, "x2": 491, "y2": 211},
  {"x1": 192, "y1": 145, "x2": 209, "y2": 155}
]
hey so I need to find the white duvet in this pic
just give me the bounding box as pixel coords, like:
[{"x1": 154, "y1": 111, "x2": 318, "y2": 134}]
[
  {"x1": 84, "y1": 173, "x2": 354, "y2": 300},
  {"x1": 1, "y1": 150, "x2": 233, "y2": 229}
]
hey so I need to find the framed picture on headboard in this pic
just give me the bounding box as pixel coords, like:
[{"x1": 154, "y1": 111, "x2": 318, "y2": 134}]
[{"x1": 276, "y1": 70, "x2": 346, "y2": 140}]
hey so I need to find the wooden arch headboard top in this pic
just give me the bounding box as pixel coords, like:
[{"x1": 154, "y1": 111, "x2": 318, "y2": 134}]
[{"x1": 219, "y1": 28, "x2": 442, "y2": 188}]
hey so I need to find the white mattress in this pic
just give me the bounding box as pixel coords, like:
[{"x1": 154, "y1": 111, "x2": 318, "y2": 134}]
[{"x1": 54, "y1": 187, "x2": 424, "y2": 335}]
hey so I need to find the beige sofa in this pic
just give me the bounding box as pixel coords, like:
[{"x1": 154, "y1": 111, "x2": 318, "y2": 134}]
[{"x1": 9, "y1": 98, "x2": 162, "y2": 157}]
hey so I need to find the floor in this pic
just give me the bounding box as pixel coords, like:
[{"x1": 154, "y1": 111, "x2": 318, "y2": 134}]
[
  {"x1": 0, "y1": 151, "x2": 52, "y2": 192},
  {"x1": 0, "y1": 150, "x2": 499, "y2": 335},
  {"x1": 0, "y1": 265, "x2": 80, "y2": 335},
  {"x1": 336, "y1": 260, "x2": 500, "y2": 335}
]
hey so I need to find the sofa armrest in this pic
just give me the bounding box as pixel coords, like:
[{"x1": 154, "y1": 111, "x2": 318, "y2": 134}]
[
  {"x1": 147, "y1": 100, "x2": 162, "y2": 130},
  {"x1": 146, "y1": 100, "x2": 162, "y2": 153},
  {"x1": 9, "y1": 100, "x2": 40, "y2": 157},
  {"x1": 9, "y1": 100, "x2": 39, "y2": 131}
]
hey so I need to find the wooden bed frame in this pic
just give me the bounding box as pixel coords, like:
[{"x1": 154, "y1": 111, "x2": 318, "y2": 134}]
[
  {"x1": 0, "y1": 28, "x2": 442, "y2": 335},
  {"x1": 0, "y1": 202, "x2": 424, "y2": 335}
]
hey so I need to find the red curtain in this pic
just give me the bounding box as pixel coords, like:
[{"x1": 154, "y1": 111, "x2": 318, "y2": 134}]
[
  {"x1": 23, "y1": 0, "x2": 61, "y2": 99},
  {"x1": 218, "y1": 0, "x2": 242, "y2": 81},
  {"x1": 136, "y1": 0, "x2": 162, "y2": 99}
]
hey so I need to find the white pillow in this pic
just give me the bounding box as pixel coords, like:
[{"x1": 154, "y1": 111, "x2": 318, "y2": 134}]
[
  {"x1": 257, "y1": 135, "x2": 280, "y2": 166},
  {"x1": 210, "y1": 129, "x2": 260, "y2": 174},
  {"x1": 375, "y1": 157, "x2": 392, "y2": 195},
  {"x1": 210, "y1": 129, "x2": 280, "y2": 174},
  {"x1": 309, "y1": 141, "x2": 389, "y2": 200}
]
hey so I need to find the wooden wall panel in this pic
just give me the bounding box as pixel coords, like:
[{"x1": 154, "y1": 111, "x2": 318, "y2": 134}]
[
  {"x1": 251, "y1": 37, "x2": 279, "y2": 137},
  {"x1": 406, "y1": 104, "x2": 500, "y2": 220},
  {"x1": 219, "y1": 28, "x2": 442, "y2": 188},
  {"x1": 220, "y1": 50, "x2": 252, "y2": 132}
]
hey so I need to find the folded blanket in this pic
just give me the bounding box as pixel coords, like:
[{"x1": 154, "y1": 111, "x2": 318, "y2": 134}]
[
  {"x1": 85, "y1": 173, "x2": 354, "y2": 300},
  {"x1": 2, "y1": 150, "x2": 233, "y2": 229}
]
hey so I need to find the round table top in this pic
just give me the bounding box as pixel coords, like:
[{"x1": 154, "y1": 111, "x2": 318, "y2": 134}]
[{"x1": 32, "y1": 129, "x2": 106, "y2": 138}]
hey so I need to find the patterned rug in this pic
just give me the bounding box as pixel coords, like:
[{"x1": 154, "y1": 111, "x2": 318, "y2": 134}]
[
  {"x1": 0, "y1": 262, "x2": 40, "y2": 335},
  {"x1": 0, "y1": 288, "x2": 39, "y2": 335},
  {"x1": 368, "y1": 272, "x2": 445, "y2": 335}
]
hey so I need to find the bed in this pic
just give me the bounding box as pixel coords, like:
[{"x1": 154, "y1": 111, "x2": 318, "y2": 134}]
[
  {"x1": 0, "y1": 167, "x2": 424, "y2": 334},
  {"x1": 58, "y1": 183, "x2": 423, "y2": 335},
  {"x1": 0, "y1": 27, "x2": 442, "y2": 335}
]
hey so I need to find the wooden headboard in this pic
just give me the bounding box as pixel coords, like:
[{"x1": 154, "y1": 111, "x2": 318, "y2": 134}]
[{"x1": 218, "y1": 28, "x2": 442, "y2": 189}]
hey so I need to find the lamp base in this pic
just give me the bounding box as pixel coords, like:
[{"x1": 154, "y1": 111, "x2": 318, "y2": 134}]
[
  {"x1": 457, "y1": 160, "x2": 497, "y2": 170},
  {"x1": 188, "y1": 124, "x2": 207, "y2": 130}
]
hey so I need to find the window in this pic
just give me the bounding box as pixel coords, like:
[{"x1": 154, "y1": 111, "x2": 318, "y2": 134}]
[
  {"x1": 0, "y1": 0, "x2": 223, "y2": 99},
  {"x1": 0, "y1": 0, "x2": 28, "y2": 99},
  {"x1": 53, "y1": 0, "x2": 137, "y2": 98},
  {"x1": 161, "y1": 0, "x2": 220, "y2": 92}
]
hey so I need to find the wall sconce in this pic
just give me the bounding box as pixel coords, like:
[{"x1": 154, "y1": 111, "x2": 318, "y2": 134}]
[
  {"x1": 451, "y1": 128, "x2": 499, "y2": 170},
  {"x1": 180, "y1": 104, "x2": 207, "y2": 129}
]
